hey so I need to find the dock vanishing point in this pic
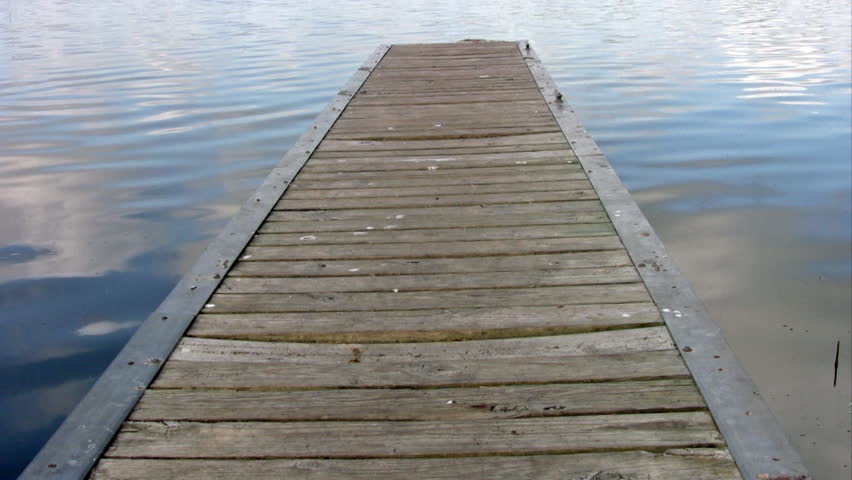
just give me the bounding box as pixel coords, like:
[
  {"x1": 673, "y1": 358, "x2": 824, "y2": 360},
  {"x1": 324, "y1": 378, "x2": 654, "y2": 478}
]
[{"x1": 22, "y1": 41, "x2": 809, "y2": 480}]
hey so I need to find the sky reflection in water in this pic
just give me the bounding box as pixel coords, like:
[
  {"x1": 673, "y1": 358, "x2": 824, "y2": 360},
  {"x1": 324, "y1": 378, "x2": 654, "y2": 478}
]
[{"x1": 0, "y1": 0, "x2": 850, "y2": 477}]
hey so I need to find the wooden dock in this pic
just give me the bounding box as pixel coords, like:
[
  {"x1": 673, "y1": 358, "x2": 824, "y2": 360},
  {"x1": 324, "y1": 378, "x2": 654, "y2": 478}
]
[{"x1": 22, "y1": 41, "x2": 809, "y2": 480}]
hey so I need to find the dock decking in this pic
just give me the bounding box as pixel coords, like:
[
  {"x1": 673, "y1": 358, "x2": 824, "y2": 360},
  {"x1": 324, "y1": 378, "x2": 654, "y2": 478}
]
[{"x1": 22, "y1": 41, "x2": 808, "y2": 480}]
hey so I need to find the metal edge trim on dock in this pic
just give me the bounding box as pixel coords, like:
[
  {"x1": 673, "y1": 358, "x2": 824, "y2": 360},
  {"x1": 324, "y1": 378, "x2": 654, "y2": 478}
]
[
  {"x1": 516, "y1": 40, "x2": 809, "y2": 480},
  {"x1": 18, "y1": 44, "x2": 391, "y2": 480}
]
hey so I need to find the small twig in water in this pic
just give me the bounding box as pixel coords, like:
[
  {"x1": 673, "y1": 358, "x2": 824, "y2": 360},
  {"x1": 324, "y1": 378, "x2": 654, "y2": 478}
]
[{"x1": 833, "y1": 340, "x2": 840, "y2": 387}]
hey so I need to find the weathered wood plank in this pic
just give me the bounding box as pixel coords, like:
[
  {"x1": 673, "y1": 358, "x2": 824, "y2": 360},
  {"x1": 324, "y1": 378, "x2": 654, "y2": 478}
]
[
  {"x1": 372, "y1": 68, "x2": 528, "y2": 74},
  {"x1": 376, "y1": 61, "x2": 527, "y2": 70},
  {"x1": 252, "y1": 223, "x2": 614, "y2": 245},
  {"x1": 105, "y1": 412, "x2": 722, "y2": 459},
  {"x1": 203, "y1": 283, "x2": 650, "y2": 313},
  {"x1": 293, "y1": 163, "x2": 575, "y2": 180},
  {"x1": 379, "y1": 54, "x2": 523, "y2": 61},
  {"x1": 300, "y1": 149, "x2": 576, "y2": 168},
  {"x1": 338, "y1": 100, "x2": 547, "y2": 113},
  {"x1": 220, "y1": 266, "x2": 639, "y2": 294},
  {"x1": 376, "y1": 55, "x2": 526, "y2": 62},
  {"x1": 378, "y1": 52, "x2": 523, "y2": 58},
  {"x1": 290, "y1": 172, "x2": 589, "y2": 189},
  {"x1": 299, "y1": 162, "x2": 577, "y2": 176},
  {"x1": 325, "y1": 126, "x2": 560, "y2": 140},
  {"x1": 349, "y1": 96, "x2": 543, "y2": 106},
  {"x1": 352, "y1": 86, "x2": 541, "y2": 94},
  {"x1": 381, "y1": 53, "x2": 522, "y2": 60},
  {"x1": 240, "y1": 236, "x2": 624, "y2": 262},
  {"x1": 230, "y1": 251, "x2": 631, "y2": 277},
  {"x1": 387, "y1": 47, "x2": 520, "y2": 55},
  {"x1": 309, "y1": 144, "x2": 570, "y2": 158},
  {"x1": 317, "y1": 133, "x2": 564, "y2": 153},
  {"x1": 91, "y1": 450, "x2": 742, "y2": 480},
  {"x1": 131, "y1": 379, "x2": 703, "y2": 421},
  {"x1": 300, "y1": 152, "x2": 576, "y2": 173},
  {"x1": 170, "y1": 327, "x2": 674, "y2": 364},
  {"x1": 369, "y1": 64, "x2": 532, "y2": 75},
  {"x1": 334, "y1": 117, "x2": 554, "y2": 128},
  {"x1": 349, "y1": 93, "x2": 544, "y2": 107},
  {"x1": 364, "y1": 68, "x2": 534, "y2": 77},
  {"x1": 284, "y1": 180, "x2": 591, "y2": 199},
  {"x1": 361, "y1": 74, "x2": 530, "y2": 82},
  {"x1": 260, "y1": 212, "x2": 608, "y2": 233},
  {"x1": 275, "y1": 190, "x2": 598, "y2": 210},
  {"x1": 362, "y1": 74, "x2": 530, "y2": 82},
  {"x1": 367, "y1": 70, "x2": 533, "y2": 80},
  {"x1": 378, "y1": 56, "x2": 526, "y2": 65},
  {"x1": 189, "y1": 302, "x2": 661, "y2": 343},
  {"x1": 389, "y1": 42, "x2": 518, "y2": 51},
  {"x1": 356, "y1": 86, "x2": 548, "y2": 95},
  {"x1": 332, "y1": 117, "x2": 557, "y2": 130},
  {"x1": 153, "y1": 350, "x2": 689, "y2": 390},
  {"x1": 266, "y1": 201, "x2": 604, "y2": 221}
]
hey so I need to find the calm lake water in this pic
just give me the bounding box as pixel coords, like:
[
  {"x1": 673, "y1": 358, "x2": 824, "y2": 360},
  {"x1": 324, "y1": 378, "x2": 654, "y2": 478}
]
[{"x1": 1, "y1": 0, "x2": 850, "y2": 477}]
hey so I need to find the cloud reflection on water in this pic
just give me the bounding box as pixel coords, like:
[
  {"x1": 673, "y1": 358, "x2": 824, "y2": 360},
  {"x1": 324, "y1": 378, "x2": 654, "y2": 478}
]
[{"x1": 0, "y1": 0, "x2": 849, "y2": 477}]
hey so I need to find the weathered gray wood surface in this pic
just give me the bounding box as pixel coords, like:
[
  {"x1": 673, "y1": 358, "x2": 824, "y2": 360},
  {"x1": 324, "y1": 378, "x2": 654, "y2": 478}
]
[
  {"x1": 187, "y1": 302, "x2": 661, "y2": 342},
  {"x1": 87, "y1": 41, "x2": 743, "y2": 479},
  {"x1": 276, "y1": 189, "x2": 598, "y2": 209},
  {"x1": 268, "y1": 200, "x2": 603, "y2": 219},
  {"x1": 131, "y1": 379, "x2": 703, "y2": 421},
  {"x1": 285, "y1": 180, "x2": 592, "y2": 197},
  {"x1": 203, "y1": 283, "x2": 652, "y2": 313},
  {"x1": 106, "y1": 412, "x2": 722, "y2": 458},
  {"x1": 92, "y1": 450, "x2": 742, "y2": 480},
  {"x1": 171, "y1": 327, "x2": 675, "y2": 362},
  {"x1": 219, "y1": 266, "x2": 638, "y2": 293},
  {"x1": 152, "y1": 351, "x2": 690, "y2": 389},
  {"x1": 255, "y1": 222, "x2": 612, "y2": 242},
  {"x1": 240, "y1": 236, "x2": 626, "y2": 260},
  {"x1": 228, "y1": 251, "x2": 631, "y2": 276},
  {"x1": 263, "y1": 210, "x2": 608, "y2": 232},
  {"x1": 292, "y1": 162, "x2": 574, "y2": 179},
  {"x1": 290, "y1": 171, "x2": 589, "y2": 188}
]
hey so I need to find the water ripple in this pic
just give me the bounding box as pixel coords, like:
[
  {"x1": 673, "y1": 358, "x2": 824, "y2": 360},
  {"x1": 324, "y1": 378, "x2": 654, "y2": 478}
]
[{"x1": 0, "y1": 0, "x2": 849, "y2": 478}]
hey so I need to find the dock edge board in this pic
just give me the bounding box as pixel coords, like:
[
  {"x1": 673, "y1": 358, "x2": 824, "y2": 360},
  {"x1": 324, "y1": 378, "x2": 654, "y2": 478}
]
[
  {"x1": 516, "y1": 40, "x2": 810, "y2": 480},
  {"x1": 17, "y1": 45, "x2": 391, "y2": 480}
]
